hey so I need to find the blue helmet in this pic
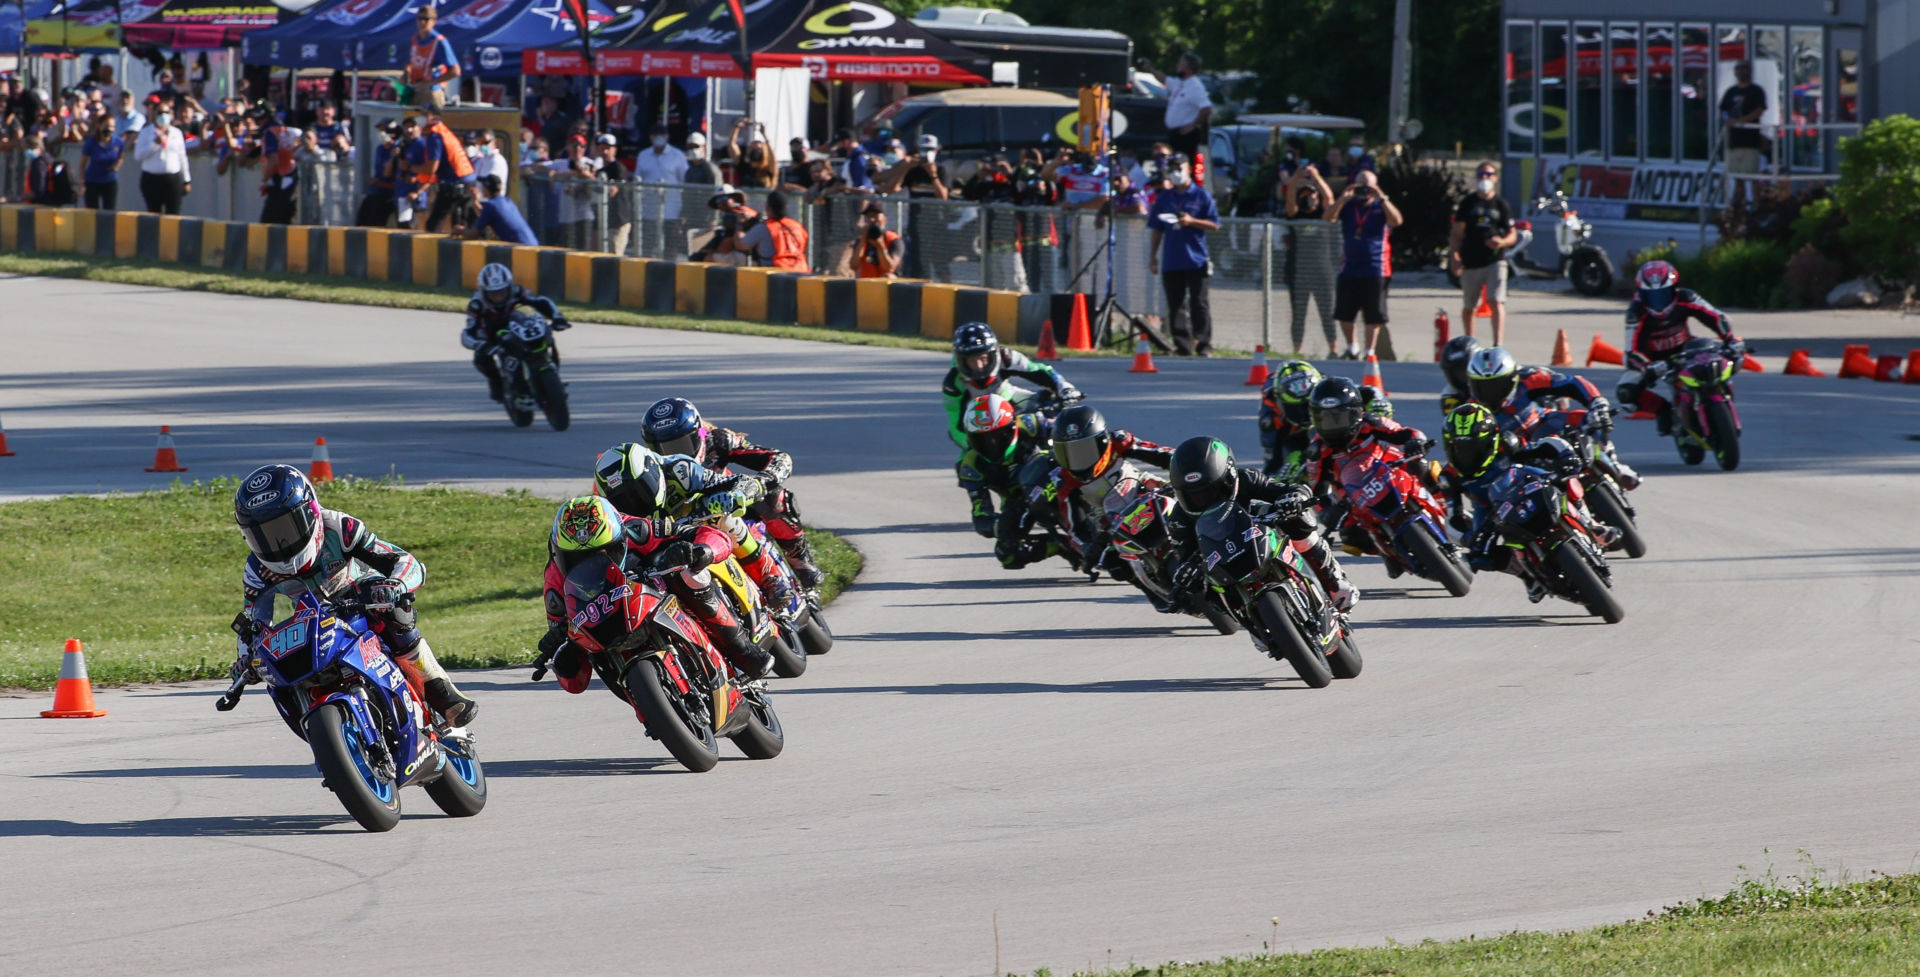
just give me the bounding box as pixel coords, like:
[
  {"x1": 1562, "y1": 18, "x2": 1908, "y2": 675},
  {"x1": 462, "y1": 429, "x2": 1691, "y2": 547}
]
[
  {"x1": 233, "y1": 464, "x2": 324, "y2": 575},
  {"x1": 642, "y1": 397, "x2": 709, "y2": 464}
]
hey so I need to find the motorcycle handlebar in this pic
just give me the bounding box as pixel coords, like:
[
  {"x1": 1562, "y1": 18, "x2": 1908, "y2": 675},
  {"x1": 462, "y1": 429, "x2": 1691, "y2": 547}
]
[{"x1": 214, "y1": 673, "x2": 247, "y2": 711}]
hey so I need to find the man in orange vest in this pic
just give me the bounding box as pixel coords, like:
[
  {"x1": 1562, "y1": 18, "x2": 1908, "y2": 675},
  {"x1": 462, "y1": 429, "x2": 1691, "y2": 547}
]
[
  {"x1": 418, "y1": 104, "x2": 478, "y2": 232},
  {"x1": 723, "y1": 190, "x2": 810, "y2": 271},
  {"x1": 408, "y1": 5, "x2": 461, "y2": 109},
  {"x1": 253, "y1": 103, "x2": 299, "y2": 224}
]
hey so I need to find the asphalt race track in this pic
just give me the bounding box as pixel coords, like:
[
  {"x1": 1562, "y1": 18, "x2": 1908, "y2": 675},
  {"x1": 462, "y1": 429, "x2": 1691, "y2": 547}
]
[{"x1": 4, "y1": 276, "x2": 1920, "y2": 977}]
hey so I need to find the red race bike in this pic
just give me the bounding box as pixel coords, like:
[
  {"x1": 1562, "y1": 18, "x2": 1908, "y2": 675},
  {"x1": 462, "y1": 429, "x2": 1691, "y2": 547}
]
[{"x1": 1325, "y1": 438, "x2": 1474, "y2": 597}]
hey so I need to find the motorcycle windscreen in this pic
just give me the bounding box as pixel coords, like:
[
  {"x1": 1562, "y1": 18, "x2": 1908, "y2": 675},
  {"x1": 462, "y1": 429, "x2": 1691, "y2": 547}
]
[
  {"x1": 563, "y1": 553, "x2": 634, "y2": 650},
  {"x1": 1194, "y1": 503, "x2": 1261, "y2": 580},
  {"x1": 1489, "y1": 469, "x2": 1562, "y2": 538},
  {"x1": 251, "y1": 581, "x2": 323, "y2": 683}
]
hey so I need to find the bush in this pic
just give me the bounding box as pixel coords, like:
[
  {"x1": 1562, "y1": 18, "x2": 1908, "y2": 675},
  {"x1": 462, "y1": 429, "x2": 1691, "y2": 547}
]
[
  {"x1": 1672, "y1": 239, "x2": 1791, "y2": 309},
  {"x1": 1378, "y1": 158, "x2": 1465, "y2": 270},
  {"x1": 1782, "y1": 245, "x2": 1846, "y2": 307},
  {"x1": 1787, "y1": 196, "x2": 1852, "y2": 267},
  {"x1": 1835, "y1": 114, "x2": 1920, "y2": 281}
]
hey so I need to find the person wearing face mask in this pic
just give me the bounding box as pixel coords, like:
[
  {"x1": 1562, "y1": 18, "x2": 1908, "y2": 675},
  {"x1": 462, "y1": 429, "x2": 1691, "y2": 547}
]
[
  {"x1": 1326, "y1": 168, "x2": 1403, "y2": 360},
  {"x1": 844, "y1": 202, "x2": 904, "y2": 278},
  {"x1": 729, "y1": 119, "x2": 777, "y2": 188},
  {"x1": 1162, "y1": 53, "x2": 1213, "y2": 167},
  {"x1": 1449, "y1": 161, "x2": 1518, "y2": 346},
  {"x1": 135, "y1": 99, "x2": 191, "y2": 214},
  {"x1": 1147, "y1": 153, "x2": 1220, "y2": 357},
  {"x1": 633, "y1": 122, "x2": 688, "y2": 256},
  {"x1": 829, "y1": 128, "x2": 872, "y2": 192},
  {"x1": 682, "y1": 130, "x2": 721, "y2": 184},
  {"x1": 81, "y1": 114, "x2": 126, "y2": 210},
  {"x1": 1345, "y1": 135, "x2": 1376, "y2": 174}
]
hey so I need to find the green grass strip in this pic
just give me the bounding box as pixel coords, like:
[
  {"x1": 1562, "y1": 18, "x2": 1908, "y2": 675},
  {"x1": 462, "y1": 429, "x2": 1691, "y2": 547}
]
[{"x1": 0, "y1": 477, "x2": 860, "y2": 689}]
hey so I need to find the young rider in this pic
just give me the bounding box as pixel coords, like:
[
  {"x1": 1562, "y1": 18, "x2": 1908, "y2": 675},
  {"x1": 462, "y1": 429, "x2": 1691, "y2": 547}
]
[
  {"x1": 230, "y1": 464, "x2": 478, "y2": 726},
  {"x1": 460, "y1": 262, "x2": 569, "y2": 403},
  {"x1": 1617, "y1": 260, "x2": 1745, "y2": 436},
  {"x1": 1462, "y1": 345, "x2": 1638, "y2": 488},
  {"x1": 943, "y1": 321, "x2": 1079, "y2": 450},
  {"x1": 1257, "y1": 359, "x2": 1321, "y2": 480},
  {"x1": 1164, "y1": 436, "x2": 1357, "y2": 612}
]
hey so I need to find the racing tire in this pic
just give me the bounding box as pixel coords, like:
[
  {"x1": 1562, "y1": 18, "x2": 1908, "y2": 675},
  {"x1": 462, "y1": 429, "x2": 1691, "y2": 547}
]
[
  {"x1": 1585, "y1": 481, "x2": 1646, "y2": 559},
  {"x1": 1551, "y1": 542, "x2": 1624, "y2": 624},
  {"x1": 729, "y1": 689, "x2": 785, "y2": 760},
  {"x1": 305, "y1": 702, "x2": 402, "y2": 832},
  {"x1": 536, "y1": 369, "x2": 570, "y2": 432},
  {"x1": 1203, "y1": 600, "x2": 1240, "y2": 636},
  {"x1": 504, "y1": 395, "x2": 534, "y2": 428},
  {"x1": 1569, "y1": 250, "x2": 1614, "y2": 296},
  {"x1": 766, "y1": 629, "x2": 807, "y2": 679},
  {"x1": 797, "y1": 609, "x2": 834, "y2": 656},
  {"x1": 1398, "y1": 523, "x2": 1473, "y2": 597},
  {"x1": 1327, "y1": 631, "x2": 1363, "y2": 680},
  {"x1": 1677, "y1": 436, "x2": 1705, "y2": 466},
  {"x1": 1255, "y1": 591, "x2": 1332, "y2": 689},
  {"x1": 1707, "y1": 400, "x2": 1740, "y2": 471},
  {"x1": 625, "y1": 656, "x2": 720, "y2": 773},
  {"x1": 422, "y1": 738, "x2": 488, "y2": 818}
]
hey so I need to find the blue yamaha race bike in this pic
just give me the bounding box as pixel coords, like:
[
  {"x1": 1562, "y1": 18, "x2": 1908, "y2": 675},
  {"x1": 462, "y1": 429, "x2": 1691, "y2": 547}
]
[{"x1": 218, "y1": 577, "x2": 487, "y2": 832}]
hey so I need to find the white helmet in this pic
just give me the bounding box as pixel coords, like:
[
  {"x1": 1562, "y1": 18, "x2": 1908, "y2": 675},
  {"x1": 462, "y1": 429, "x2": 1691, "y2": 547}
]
[
  {"x1": 478, "y1": 262, "x2": 514, "y2": 311},
  {"x1": 1465, "y1": 347, "x2": 1521, "y2": 405}
]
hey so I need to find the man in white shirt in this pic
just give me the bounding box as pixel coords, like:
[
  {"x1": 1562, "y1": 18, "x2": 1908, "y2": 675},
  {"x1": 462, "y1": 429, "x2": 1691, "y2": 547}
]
[
  {"x1": 542, "y1": 134, "x2": 602, "y2": 249},
  {"x1": 1162, "y1": 52, "x2": 1213, "y2": 164},
  {"x1": 631, "y1": 122, "x2": 688, "y2": 256},
  {"x1": 466, "y1": 128, "x2": 511, "y2": 184},
  {"x1": 134, "y1": 100, "x2": 191, "y2": 214}
]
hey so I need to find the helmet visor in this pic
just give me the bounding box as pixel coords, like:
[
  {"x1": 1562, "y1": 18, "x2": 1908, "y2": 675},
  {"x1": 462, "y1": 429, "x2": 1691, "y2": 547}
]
[
  {"x1": 651, "y1": 429, "x2": 704, "y2": 461},
  {"x1": 240, "y1": 506, "x2": 315, "y2": 565},
  {"x1": 1280, "y1": 398, "x2": 1311, "y2": 427},
  {"x1": 1054, "y1": 436, "x2": 1106, "y2": 477},
  {"x1": 1174, "y1": 480, "x2": 1228, "y2": 514},
  {"x1": 483, "y1": 287, "x2": 511, "y2": 308},
  {"x1": 1641, "y1": 284, "x2": 1676, "y2": 315},
  {"x1": 1469, "y1": 374, "x2": 1516, "y2": 406},
  {"x1": 959, "y1": 351, "x2": 996, "y2": 384},
  {"x1": 1314, "y1": 405, "x2": 1361, "y2": 435},
  {"x1": 968, "y1": 425, "x2": 1017, "y2": 459},
  {"x1": 1447, "y1": 437, "x2": 1497, "y2": 476}
]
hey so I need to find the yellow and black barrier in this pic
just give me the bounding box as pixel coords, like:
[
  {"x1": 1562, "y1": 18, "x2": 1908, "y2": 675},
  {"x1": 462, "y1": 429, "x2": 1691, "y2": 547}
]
[{"x1": 0, "y1": 203, "x2": 1044, "y2": 344}]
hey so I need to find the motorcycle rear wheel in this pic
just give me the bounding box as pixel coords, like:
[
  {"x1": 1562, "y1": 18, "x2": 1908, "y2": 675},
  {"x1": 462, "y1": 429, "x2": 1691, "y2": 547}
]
[
  {"x1": 625, "y1": 656, "x2": 720, "y2": 772},
  {"x1": 1398, "y1": 523, "x2": 1473, "y2": 597},
  {"x1": 305, "y1": 702, "x2": 402, "y2": 832},
  {"x1": 422, "y1": 738, "x2": 488, "y2": 818},
  {"x1": 729, "y1": 689, "x2": 785, "y2": 760},
  {"x1": 798, "y1": 609, "x2": 834, "y2": 656},
  {"x1": 1255, "y1": 591, "x2": 1333, "y2": 688},
  {"x1": 766, "y1": 628, "x2": 808, "y2": 679},
  {"x1": 1707, "y1": 400, "x2": 1740, "y2": 471},
  {"x1": 1551, "y1": 542, "x2": 1624, "y2": 624},
  {"x1": 536, "y1": 369, "x2": 570, "y2": 432},
  {"x1": 1585, "y1": 481, "x2": 1646, "y2": 559},
  {"x1": 1569, "y1": 251, "x2": 1614, "y2": 296}
]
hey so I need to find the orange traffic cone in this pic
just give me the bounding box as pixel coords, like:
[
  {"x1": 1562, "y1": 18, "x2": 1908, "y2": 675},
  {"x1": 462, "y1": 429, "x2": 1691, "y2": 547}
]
[
  {"x1": 1586, "y1": 334, "x2": 1624, "y2": 367},
  {"x1": 1065, "y1": 293, "x2": 1093, "y2": 351},
  {"x1": 1360, "y1": 352, "x2": 1386, "y2": 395},
  {"x1": 1904, "y1": 351, "x2": 1920, "y2": 386},
  {"x1": 1874, "y1": 354, "x2": 1902, "y2": 382},
  {"x1": 0, "y1": 411, "x2": 15, "y2": 457},
  {"x1": 1128, "y1": 337, "x2": 1159, "y2": 374},
  {"x1": 1034, "y1": 319, "x2": 1059, "y2": 361},
  {"x1": 309, "y1": 437, "x2": 335, "y2": 483},
  {"x1": 1741, "y1": 355, "x2": 1764, "y2": 373},
  {"x1": 1784, "y1": 349, "x2": 1825, "y2": 376},
  {"x1": 144, "y1": 425, "x2": 187, "y2": 472},
  {"x1": 1244, "y1": 345, "x2": 1270, "y2": 386},
  {"x1": 1549, "y1": 330, "x2": 1574, "y2": 367},
  {"x1": 41, "y1": 639, "x2": 107, "y2": 718},
  {"x1": 1472, "y1": 284, "x2": 1493, "y2": 319},
  {"x1": 1838, "y1": 344, "x2": 1877, "y2": 379}
]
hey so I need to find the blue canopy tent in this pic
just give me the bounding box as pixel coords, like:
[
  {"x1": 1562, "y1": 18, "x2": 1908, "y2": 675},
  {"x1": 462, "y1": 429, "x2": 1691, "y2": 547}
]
[
  {"x1": 468, "y1": 0, "x2": 613, "y2": 77},
  {"x1": 239, "y1": 0, "x2": 418, "y2": 69},
  {"x1": 348, "y1": 0, "x2": 546, "y2": 76},
  {"x1": 1, "y1": 3, "x2": 25, "y2": 55}
]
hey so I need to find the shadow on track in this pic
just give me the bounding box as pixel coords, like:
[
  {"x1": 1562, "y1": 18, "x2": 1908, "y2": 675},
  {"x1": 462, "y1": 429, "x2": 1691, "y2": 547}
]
[
  {"x1": 846, "y1": 625, "x2": 1224, "y2": 642},
  {"x1": 0, "y1": 814, "x2": 371, "y2": 837},
  {"x1": 1358, "y1": 613, "x2": 1603, "y2": 629},
  {"x1": 780, "y1": 675, "x2": 1300, "y2": 696},
  {"x1": 45, "y1": 756, "x2": 684, "y2": 781}
]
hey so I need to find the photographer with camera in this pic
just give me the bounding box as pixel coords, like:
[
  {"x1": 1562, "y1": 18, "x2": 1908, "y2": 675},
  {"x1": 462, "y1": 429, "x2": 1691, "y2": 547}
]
[
  {"x1": 1326, "y1": 168, "x2": 1403, "y2": 360},
  {"x1": 690, "y1": 184, "x2": 761, "y2": 264},
  {"x1": 843, "y1": 201, "x2": 904, "y2": 279}
]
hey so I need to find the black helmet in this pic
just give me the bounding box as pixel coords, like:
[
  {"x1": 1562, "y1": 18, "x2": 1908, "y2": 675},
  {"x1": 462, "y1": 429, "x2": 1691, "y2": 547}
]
[
  {"x1": 1442, "y1": 404, "x2": 1502, "y2": 478},
  {"x1": 1440, "y1": 334, "x2": 1483, "y2": 392},
  {"x1": 1308, "y1": 377, "x2": 1365, "y2": 448},
  {"x1": 593, "y1": 442, "x2": 671, "y2": 520},
  {"x1": 952, "y1": 322, "x2": 1001, "y2": 387},
  {"x1": 1051, "y1": 404, "x2": 1112, "y2": 480},
  {"x1": 233, "y1": 464, "x2": 324, "y2": 576},
  {"x1": 1168, "y1": 436, "x2": 1237, "y2": 514}
]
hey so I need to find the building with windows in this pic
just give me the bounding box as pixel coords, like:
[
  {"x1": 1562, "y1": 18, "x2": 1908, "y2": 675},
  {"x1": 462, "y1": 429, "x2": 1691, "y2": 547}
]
[{"x1": 1501, "y1": 1, "x2": 1919, "y2": 258}]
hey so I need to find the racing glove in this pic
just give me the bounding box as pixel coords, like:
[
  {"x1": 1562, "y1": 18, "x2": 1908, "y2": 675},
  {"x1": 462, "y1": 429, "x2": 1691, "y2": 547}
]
[
  {"x1": 552, "y1": 316, "x2": 572, "y2": 331},
  {"x1": 703, "y1": 492, "x2": 742, "y2": 517},
  {"x1": 1171, "y1": 559, "x2": 1205, "y2": 593},
  {"x1": 1586, "y1": 398, "x2": 1614, "y2": 432},
  {"x1": 1726, "y1": 336, "x2": 1747, "y2": 359},
  {"x1": 356, "y1": 577, "x2": 412, "y2": 610},
  {"x1": 1055, "y1": 381, "x2": 1082, "y2": 403},
  {"x1": 657, "y1": 540, "x2": 714, "y2": 573}
]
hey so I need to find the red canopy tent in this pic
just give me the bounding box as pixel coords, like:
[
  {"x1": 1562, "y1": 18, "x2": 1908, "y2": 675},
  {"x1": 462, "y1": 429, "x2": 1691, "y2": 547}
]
[{"x1": 526, "y1": 0, "x2": 988, "y2": 84}]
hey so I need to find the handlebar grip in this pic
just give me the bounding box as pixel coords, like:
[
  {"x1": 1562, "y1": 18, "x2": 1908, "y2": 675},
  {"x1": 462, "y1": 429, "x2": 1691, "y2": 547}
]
[{"x1": 215, "y1": 676, "x2": 246, "y2": 711}]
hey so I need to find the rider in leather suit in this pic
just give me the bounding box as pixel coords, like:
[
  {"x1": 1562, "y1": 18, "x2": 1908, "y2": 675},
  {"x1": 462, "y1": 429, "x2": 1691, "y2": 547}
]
[
  {"x1": 1164, "y1": 436, "x2": 1357, "y2": 612},
  {"x1": 1616, "y1": 260, "x2": 1743, "y2": 436},
  {"x1": 460, "y1": 262, "x2": 568, "y2": 403},
  {"x1": 957, "y1": 393, "x2": 1054, "y2": 538},
  {"x1": 943, "y1": 321, "x2": 1079, "y2": 449}
]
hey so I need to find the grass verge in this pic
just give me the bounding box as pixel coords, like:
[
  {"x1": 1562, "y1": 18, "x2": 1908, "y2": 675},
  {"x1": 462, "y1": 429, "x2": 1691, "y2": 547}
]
[
  {"x1": 1029, "y1": 856, "x2": 1920, "y2": 977},
  {"x1": 0, "y1": 251, "x2": 1127, "y2": 356},
  {"x1": 0, "y1": 477, "x2": 861, "y2": 689}
]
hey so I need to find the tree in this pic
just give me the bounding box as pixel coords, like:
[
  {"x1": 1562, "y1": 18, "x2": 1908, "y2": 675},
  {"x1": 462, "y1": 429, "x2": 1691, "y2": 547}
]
[{"x1": 1834, "y1": 115, "x2": 1920, "y2": 280}]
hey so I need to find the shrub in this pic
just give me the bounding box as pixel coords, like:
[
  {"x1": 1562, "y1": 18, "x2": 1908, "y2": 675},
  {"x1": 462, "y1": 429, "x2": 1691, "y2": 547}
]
[
  {"x1": 1379, "y1": 158, "x2": 1465, "y2": 270},
  {"x1": 1834, "y1": 115, "x2": 1920, "y2": 280},
  {"x1": 1782, "y1": 245, "x2": 1845, "y2": 307},
  {"x1": 1673, "y1": 239, "x2": 1791, "y2": 309},
  {"x1": 1787, "y1": 196, "x2": 1852, "y2": 266}
]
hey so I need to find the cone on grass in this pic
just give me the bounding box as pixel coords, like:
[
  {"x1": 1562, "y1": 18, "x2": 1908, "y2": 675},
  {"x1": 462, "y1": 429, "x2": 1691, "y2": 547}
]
[
  {"x1": 41, "y1": 640, "x2": 107, "y2": 719},
  {"x1": 1549, "y1": 330, "x2": 1574, "y2": 367},
  {"x1": 1838, "y1": 344, "x2": 1876, "y2": 379},
  {"x1": 1244, "y1": 345, "x2": 1270, "y2": 386},
  {"x1": 0, "y1": 411, "x2": 15, "y2": 457},
  {"x1": 1128, "y1": 337, "x2": 1159, "y2": 374},
  {"x1": 144, "y1": 425, "x2": 187, "y2": 472},
  {"x1": 1360, "y1": 352, "x2": 1386, "y2": 395},
  {"x1": 1586, "y1": 334, "x2": 1624, "y2": 367},
  {"x1": 1065, "y1": 293, "x2": 1093, "y2": 352},
  {"x1": 1783, "y1": 349, "x2": 1825, "y2": 377},
  {"x1": 1034, "y1": 320, "x2": 1059, "y2": 361},
  {"x1": 308, "y1": 437, "x2": 336, "y2": 482}
]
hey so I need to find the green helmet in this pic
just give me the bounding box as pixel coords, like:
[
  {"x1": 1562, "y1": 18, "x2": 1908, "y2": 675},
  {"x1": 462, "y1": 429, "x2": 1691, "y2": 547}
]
[
  {"x1": 1361, "y1": 383, "x2": 1394, "y2": 419},
  {"x1": 1442, "y1": 404, "x2": 1502, "y2": 479},
  {"x1": 550, "y1": 496, "x2": 627, "y2": 573},
  {"x1": 1266, "y1": 359, "x2": 1323, "y2": 427}
]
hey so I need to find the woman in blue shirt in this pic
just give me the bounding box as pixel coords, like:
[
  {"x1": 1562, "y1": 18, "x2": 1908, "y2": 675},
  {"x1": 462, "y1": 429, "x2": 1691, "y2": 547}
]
[{"x1": 81, "y1": 117, "x2": 125, "y2": 210}]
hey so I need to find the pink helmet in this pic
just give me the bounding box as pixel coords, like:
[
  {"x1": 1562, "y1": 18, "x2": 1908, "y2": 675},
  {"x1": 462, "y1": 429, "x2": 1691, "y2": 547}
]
[{"x1": 1636, "y1": 260, "x2": 1679, "y2": 316}]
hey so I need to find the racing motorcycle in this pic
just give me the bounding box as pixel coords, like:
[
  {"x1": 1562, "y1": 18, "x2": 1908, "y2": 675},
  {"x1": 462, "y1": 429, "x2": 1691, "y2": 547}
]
[
  {"x1": 541, "y1": 551, "x2": 783, "y2": 772},
  {"x1": 1486, "y1": 463, "x2": 1624, "y2": 623},
  {"x1": 1566, "y1": 427, "x2": 1645, "y2": 559},
  {"x1": 708, "y1": 544, "x2": 809, "y2": 678},
  {"x1": 1108, "y1": 486, "x2": 1238, "y2": 635},
  {"x1": 1325, "y1": 439, "x2": 1474, "y2": 597},
  {"x1": 750, "y1": 518, "x2": 835, "y2": 659},
  {"x1": 217, "y1": 573, "x2": 487, "y2": 833},
  {"x1": 1664, "y1": 337, "x2": 1744, "y2": 472},
  {"x1": 490, "y1": 310, "x2": 570, "y2": 432},
  {"x1": 1189, "y1": 497, "x2": 1361, "y2": 688}
]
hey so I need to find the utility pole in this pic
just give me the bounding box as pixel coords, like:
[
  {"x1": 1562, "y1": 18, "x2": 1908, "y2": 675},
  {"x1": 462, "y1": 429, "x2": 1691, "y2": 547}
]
[{"x1": 1386, "y1": 0, "x2": 1412, "y2": 145}]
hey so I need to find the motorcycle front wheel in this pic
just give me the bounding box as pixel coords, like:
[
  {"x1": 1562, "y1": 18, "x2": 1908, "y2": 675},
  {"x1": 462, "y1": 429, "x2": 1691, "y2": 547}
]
[
  {"x1": 1255, "y1": 591, "x2": 1333, "y2": 688},
  {"x1": 1707, "y1": 400, "x2": 1740, "y2": 471},
  {"x1": 1398, "y1": 523, "x2": 1473, "y2": 597},
  {"x1": 1585, "y1": 480, "x2": 1646, "y2": 559},
  {"x1": 625, "y1": 656, "x2": 721, "y2": 772},
  {"x1": 797, "y1": 608, "x2": 834, "y2": 656},
  {"x1": 1551, "y1": 542, "x2": 1624, "y2": 624},
  {"x1": 305, "y1": 702, "x2": 402, "y2": 832},
  {"x1": 422, "y1": 736, "x2": 488, "y2": 818},
  {"x1": 729, "y1": 688, "x2": 785, "y2": 760}
]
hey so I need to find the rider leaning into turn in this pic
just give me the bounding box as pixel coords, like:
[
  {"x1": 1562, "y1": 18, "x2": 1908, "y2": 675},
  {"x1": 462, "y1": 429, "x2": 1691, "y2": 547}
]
[
  {"x1": 1300, "y1": 377, "x2": 1432, "y2": 557},
  {"x1": 460, "y1": 262, "x2": 570, "y2": 403},
  {"x1": 943, "y1": 321, "x2": 1079, "y2": 450},
  {"x1": 957, "y1": 393, "x2": 1054, "y2": 539},
  {"x1": 640, "y1": 397, "x2": 826, "y2": 591},
  {"x1": 1165, "y1": 436, "x2": 1358, "y2": 612},
  {"x1": 627, "y1": 444, "x2": 797, "y2": 613},
  {"x1": 231, "y1": 464, "x2": 478, "y2": 727},
  {"x1": 1617, "y1": 260, "x2": 1745, "y2": 437},
  {"x1": 1462, "y1": 345, "x2": 1639, "y2": 488},
  {"x1": 1257, "y1": 359, "x2": 1322, "y2": 480}
]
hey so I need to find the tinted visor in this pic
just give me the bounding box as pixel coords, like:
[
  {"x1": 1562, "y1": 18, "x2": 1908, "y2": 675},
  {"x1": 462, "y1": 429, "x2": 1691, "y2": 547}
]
[
  {"x1": 1175, "y1": 480, "x2": 1228, "y2": 514},
  {"x1": 1447, "y1": 437, "x2": 1497, "y2": 476},
  {"x1": 240, "y1": 506, "x2": 315, "y2": 565},
  {"x1": 483, "y1": 287, "x2": 511, "y2": 309},
  {"x1": 1280, "y1": 398, "x2": 1311, "y2": 427},
  {"x1": 959, "y1": 351, "x2": 997, "y2": 384},
  {"x1": 1054, "y1": 436, "x2": 1106, "y2": 477},
  {"x1": 1314, "y1": 405, "x2": 1361, "y2": 434},
  {"x1": 968, "y1": 425, "x2": 1017, "y2": 458},
  {"x1": 1469, "y1": 374, "x2": 1517, "y2": 406},
  {"x1": 603, "y1": 478, "x2": 657, "y2": 518},
  {"x1": 1641, "y1": 284, "x2": 1676, "y2": 315},
  {"x1": 652, "y1": 430, "x2": 703, "y2": 461}
]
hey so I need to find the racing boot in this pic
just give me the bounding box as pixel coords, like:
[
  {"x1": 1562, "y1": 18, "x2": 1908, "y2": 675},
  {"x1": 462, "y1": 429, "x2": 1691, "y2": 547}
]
[
  {"x1": 1298, "y1": 535, "x2": 1358, "y2": 613},
  {"x1": 1654, "y1": 404, "x2": 1674, "y2": 438},
  {"x1": 778, "y1": 534, "x2": 826, "y2": 590},
  {"x1": 400, "y1": 638, "x2": 478, "y2": 727},
  {"x1": 736, "y1": 539, "x2": 797, "y2": 615},
  {"x1": 679, "y1": 581, "x2": 773, "y2": 679}
]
